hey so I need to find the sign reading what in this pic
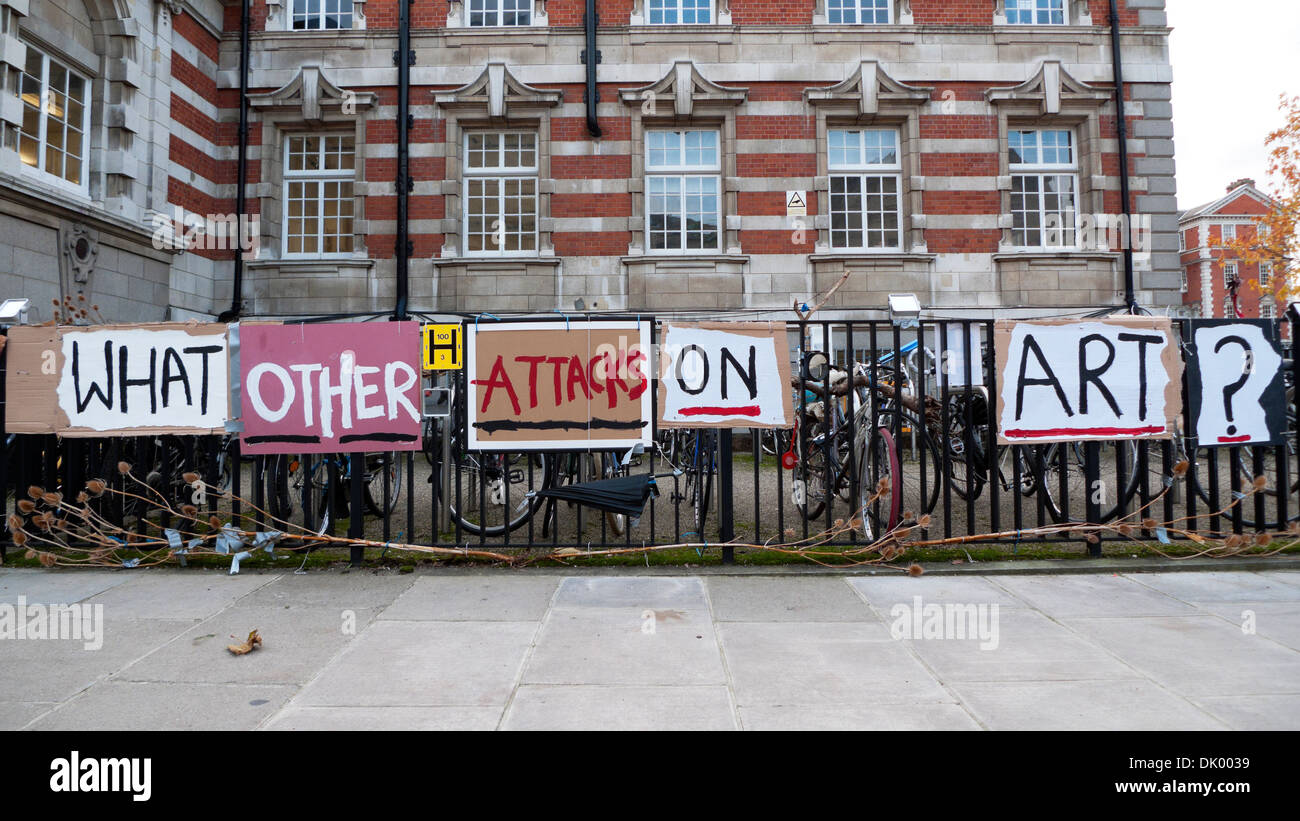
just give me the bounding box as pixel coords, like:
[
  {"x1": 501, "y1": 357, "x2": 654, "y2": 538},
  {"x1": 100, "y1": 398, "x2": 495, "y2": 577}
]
[
  {"x1": 467, "y1": 321, "x2": 652, "y2": 451},
  {"x1": 239, "y1": 321, "x2": 423, "y2": 455},
  {"x1": 658, "y1": 322, "x2": 793, "y2": 429},
  {"x1": 994, "y1": 316, "x2": 1182, "y2": 444},
  {"x1": 3, "y1": 323, "x2": 229, "y2": 436},
  {"x1": 1189, "y1": 319, "x2": 1285, "y2": 447}
]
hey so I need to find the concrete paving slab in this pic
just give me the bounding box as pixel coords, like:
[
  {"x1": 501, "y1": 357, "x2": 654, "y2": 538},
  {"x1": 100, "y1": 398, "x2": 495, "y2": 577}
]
[
  {"x1": 718, "y1": 622, "x2": 950, "y2": 705},
  {"x1": 995, "y1": 574, "x2": 1198, "y2": 618},
  {"x1": 1127, "y1": 571, "x2": 1300, "y2": 603},
  {"x1": 380, "y1": 575, "x2": 558, "y2": 622},
  {"x1": 240, "y1": 570, "x2": 415, "y2": 611},
  {"x1": 523, "y1": 607, "x2": 725, "y2": 686},
  {"x1": 113, "y1": 605, "x2": 378, "y2": 687},
  {"x1": 294, "y1": 620, "x2": 536, "y2": 708},
  {"x1": 28, "y1": 681, "x2": 296, "y2": 731},
  {"x1": 0, "y1": 569, "x2": 131, "y2": 605},
  {"x1": 1189, "y1": 601, "x2": 1300, "y2": 651},
  {"x1": 0, "y1": 701, "x2": 57, "y2": 730},
  {"x1": 1197, "y1": 694, "x2": 1300, "y2": 730},
  {"x1": 847, "y1": 575, "x2": 1025, "y2": 610},
  {"x1": 904, "y1": 608, "x2": 1134, "y2": 683},
  {"x1": 81, "y1": 570, "x2": 274, "y2": 621},
  {"x1": 739, "y1": 701, "x2": 981, "y2": 731},
  {"x1": 502, "y1": 685, "x2": 736, "y2": 730},
  {"x1": 262, "y1": 705, "x2": 502, "y2": 731},
  {"x1": 707, "y1": 577, "x2": 875, "y2": 622},
  {"x1": 1065, "y1": 615, "x2": 1300, "y2": 697},
  {"x1": 552, "y1": 576, "x2": 707, "y2": 610},
  {"x1": 950, "y1": 679, "x2": 1226, "y2": 730},
  {"x1": 0, "y1": 618, "x2": 194, "y2": 702}
]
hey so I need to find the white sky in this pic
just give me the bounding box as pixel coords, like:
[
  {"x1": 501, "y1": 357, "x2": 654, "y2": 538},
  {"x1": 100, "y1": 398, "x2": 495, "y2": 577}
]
[{"x1": 1169, "y1": 0, "x2": 1300, "y2": 211}]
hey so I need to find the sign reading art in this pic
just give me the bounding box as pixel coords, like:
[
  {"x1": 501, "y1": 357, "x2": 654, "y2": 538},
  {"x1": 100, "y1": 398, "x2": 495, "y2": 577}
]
[
  {"x1": 239, "y1": 322, "x2": 423, "y2": 455},
  {"x1": 658, "y1": 322, "x2": 793, "y2": 429},
  {"x1": 3, "y1": 323, "x2": 229, "y2": 436},
  {"x1": 467, "y1": 321, "x2": 652, "y2": 451},
  {"x1": 1188, "y1": 319, "x2": 1285, "y2": 447},
  {"x1": 994, "y1": 317, "x2": 1182, "y2": 444}
]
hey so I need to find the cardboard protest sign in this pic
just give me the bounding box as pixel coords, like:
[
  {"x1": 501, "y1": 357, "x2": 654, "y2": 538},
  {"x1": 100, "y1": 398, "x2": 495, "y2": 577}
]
[
  {"x1": 657, "y1": 322, "x2": 793, "y2": 429},
  {"x1": 467, "y1": 321, "x2": 652, "y2": 451},
  {"x1": 239, "y1": 322, "x2": 423, "y2": 455},
  {"x1": 4, "y1": 323, "x2": 228, "y2": 436},
  {"x1": 994, "y1": 316, "x2": 1181, "y2": 444},
  {"x1": 1188, "y1": 319, "x2": 1285, "y2": 447}
]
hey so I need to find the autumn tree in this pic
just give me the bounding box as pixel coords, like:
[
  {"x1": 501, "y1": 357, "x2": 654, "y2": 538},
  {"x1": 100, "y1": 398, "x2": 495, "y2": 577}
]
[{"x1": 1213, "y1": 94, "x2": 1300, "y2": 306}]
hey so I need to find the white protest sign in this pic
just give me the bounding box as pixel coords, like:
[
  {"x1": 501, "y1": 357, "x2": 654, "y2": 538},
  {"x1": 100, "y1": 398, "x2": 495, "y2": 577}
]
[
  {"x1": 54, "y1": 325, "x2": 229, "y2": 434},
  {"x1": 994, "y1": 317, "x2": 1181, "y2": 444},
  {"x1": 658, "y1": 323, "x2": 793, "y2": 429},
  {"x1": 1190, "y1": 321, "x2": 1284, "y2": 446}
]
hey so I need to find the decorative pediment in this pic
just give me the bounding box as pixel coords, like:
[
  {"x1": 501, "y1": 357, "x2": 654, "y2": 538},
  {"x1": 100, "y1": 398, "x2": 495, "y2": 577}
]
[
  {"x1": 247, "y1": 66, "x2": 376, "y2": 123},
  {"x1": 434, "y1": 63, "x2": 562, "y2": 119},
  {"x1": 804, "y1": 61, "x2": 931, "y2": 116},
  {"x1": 986, "y1": 61, "x2": 1110, "y2": 114},
  {"x1": 620, "y1": 61, "x2": 747, "y2": 117}
]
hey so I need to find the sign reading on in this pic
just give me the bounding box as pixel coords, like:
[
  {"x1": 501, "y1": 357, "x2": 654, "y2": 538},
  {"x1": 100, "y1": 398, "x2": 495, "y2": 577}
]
[
  {"x1": 422, "y1": 324, "x2": 463, "y2": 370},
  {"x1": 3, "y1": 323, "x2": 229, "y2": 436},
  {"x1": 1189, "y1": 319, "x2": 1285, "y2": 447},
  {"x1": 467, "y1": 321, "x2": 652, "y2": 450},
  {"x1": 239, "y1": 322, "x2": 423, "y2": 455},
  {"x1": 658, "y1": 322, "x2": 793, "y2": 429},
  {"x1": 994, "y1": 317, "x2": 1182, "y2": 444}
]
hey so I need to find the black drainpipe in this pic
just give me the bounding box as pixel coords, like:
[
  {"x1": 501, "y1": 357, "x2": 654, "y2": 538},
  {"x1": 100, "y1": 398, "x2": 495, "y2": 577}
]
[
  {"x1": 218, "y1": 0, "x2": 251, "y2": 323},
  {"x1": 583, "y1": 0, "x2": 601, "y2": 138},
  {"x1": 1109, "y1": 0, "x2": 1137, "y2": 313},
  {"x1": 393, "y1": 0, "x2": 413, "y2": 320}
]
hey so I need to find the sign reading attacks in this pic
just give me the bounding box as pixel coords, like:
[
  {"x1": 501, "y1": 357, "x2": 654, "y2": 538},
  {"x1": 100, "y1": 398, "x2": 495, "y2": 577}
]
[
  {"x1": 994, "y1": 317, "x2": 1183, "y2": 444},
  {"x1": 3, "y1": 323, "x2": 229, "y2": 436},
  {"x1": 422, "y1": 324, "x2": 463, "y2": 371},
  {"x1": 467, "y1": 321, "x2": 653, "y2": 451}
]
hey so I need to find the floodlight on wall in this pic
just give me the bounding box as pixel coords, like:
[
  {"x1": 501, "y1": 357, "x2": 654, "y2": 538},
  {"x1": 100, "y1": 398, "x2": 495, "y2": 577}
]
[
  {"x1": 574, "y1": 298, "x2": 586, "y2": 311},
  {"x1": 0, "y1": 298, "x2": 30, "y2": 325},
  {"x1": 887, "y1": 293, "x2": 922, "y2": 327}
]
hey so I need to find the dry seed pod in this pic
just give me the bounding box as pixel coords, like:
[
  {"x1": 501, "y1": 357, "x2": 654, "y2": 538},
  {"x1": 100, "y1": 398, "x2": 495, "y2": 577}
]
[
  {"x1": 182, "y1": 472, "x2": 201, "y2": 484},
  {"x1": 24, "y1": 548, "x2": 37, "y2": 560},
  {"x1": 907, "y1": 563, "x2": 924, "y2": 577},
  {"x1": 1253, "y1": 475, "x2": 1269, "y2": 491},
  {"x1": 180, "y1": 504, "x2": 198, "y2": 518},
  {"x1": 38, "y1": 552, "x2": 56, "y2": 567},
  {"x1": 1255, "y1": 532, "x2": 1272, "y2": 547},
  {"x1": 75, "y1": 492, "x2": 89, "y2": 504},
  {"x1": 26, "y1": 485, "x2": 43, "y2": 500},
  {"x1": 209, "y1": 514, "x2": 222, "y2": 531},
  {"x1": 1141, "y1": 518, "x2": 1158, "y2": 530},
  {"x1": 41, "y1": 492, "x2": 62, "y2": 506},
  {"x1": 917, "y1": 514, "x2": 932, "y2": 528},
  {"x1": 1173, "y1": 460, "x2": 1189, "y2": 478},
  {"x1": 117, "y1": 461, "x2": 132, "y2": 475},
  {"x1": 86, "y1": 479, "x2": 107, "y2": 496},
  {"x1": 7, "y1": 513, "x2": 23, "y2": 531},
  {"x1": 13, "y1": 531, "x2": 28, "y2": 547}
]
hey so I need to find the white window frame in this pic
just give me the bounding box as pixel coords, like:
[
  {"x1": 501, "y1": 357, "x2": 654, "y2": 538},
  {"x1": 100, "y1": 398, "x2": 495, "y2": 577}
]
[
  {"x1": 1223, "y1": 261, "x2": 1238, "y2": 288},
  {"x1": 1008, "y1": 128, "x2": 1079, "y2": 250},
  {"x1": 1260, "y1": 260, "x2": 1273, "y2": 287},
  {"x1": 826, "y1": 0, "x2": 892, "y2": 24},
  {"x1": 1261, "y1": 300, "x2": 1276, "y2": 320},
  {"x1": 11, "y1": 45, "x2": 90, "y2": 195},
  {"x1": 466, "y1": 0, "x2": 535, "y2": 27},
  {"x1": 281, "y1": 134, "x2": 358, "y2": 259},
  {"x1": 1005, "y1": 0, "x2": 1068, "y2": 25},
  {"x1": 1222, "y1": 222, "x2": 1237, "y2": 242},
  {"x1": 827, "y1": 127, "x2": 903, "y2": 251},
  {"x1": 289, "y1": 0, "x2": 355, "y2": 30},
  {"x1": 644, "y1": 129, "x2": 722, "y2": 255},
  {"x1": 461, "y1": 131, "x2": 539, "y2": 258},
  {"x1": 647, "y1": 0, "x2": 714, "y2": 25}
]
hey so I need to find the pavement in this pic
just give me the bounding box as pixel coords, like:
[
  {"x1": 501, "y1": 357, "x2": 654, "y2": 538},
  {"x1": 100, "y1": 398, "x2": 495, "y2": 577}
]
[{"x1": 1, "y1": 565, "x2": 1299, "y2": 730}]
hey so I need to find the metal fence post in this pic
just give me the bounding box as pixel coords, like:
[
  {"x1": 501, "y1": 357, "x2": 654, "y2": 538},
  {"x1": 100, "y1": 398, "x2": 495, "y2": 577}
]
[
  {"x1": 349, "y1": 452, "x2": 365, "y2": 566},
  {"x1": 718, "y1": 428, "x2": 734, "y2": 564}
]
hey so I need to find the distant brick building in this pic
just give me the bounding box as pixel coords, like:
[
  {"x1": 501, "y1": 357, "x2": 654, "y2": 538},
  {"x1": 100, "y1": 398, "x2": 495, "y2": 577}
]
[
  {"x1": 1179, "y1": 178, "x2": 1279, "y2": 321},
  {"x1": 0, "y1": 0, "x2": 1180, "y2": 326}
]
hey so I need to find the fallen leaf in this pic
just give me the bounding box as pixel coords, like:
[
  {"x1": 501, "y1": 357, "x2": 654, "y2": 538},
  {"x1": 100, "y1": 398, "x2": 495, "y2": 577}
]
[{"x1": 227, "y1": 629, "x2": 262, "y2": 656}]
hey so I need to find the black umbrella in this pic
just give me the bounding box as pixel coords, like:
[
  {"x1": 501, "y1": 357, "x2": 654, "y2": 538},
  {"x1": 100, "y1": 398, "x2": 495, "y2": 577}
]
[{"x1": 536, "y1": 473, "x2": 661, "y2": 518}]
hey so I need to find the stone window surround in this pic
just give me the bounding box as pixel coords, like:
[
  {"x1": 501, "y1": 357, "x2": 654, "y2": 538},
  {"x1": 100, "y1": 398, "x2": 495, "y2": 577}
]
[
  {"x1": 805, "y1": 60, "x2": 931, "y2": 256},
  {"x1": 246, "y1": 66, "x2": 376, "y2": 265},
  {"x1": 434, "y1": 62, "x2": 563, "y2": 261},
  {"x1": 630, "y1": 0, "x2": 730, "y2": 26},
  {"x1": 264, "y1": 0, "x2": 367, "y2": 32},
  {"x1": 987, "y1": 61, "x2": 1112, "y2": 255},
  {"x1": 619, "y1": 61, "x2": 746, "y2": 260},
  {"x1": 813, "y1": 0, "x2": 913, "y2": 26},
  {"x1": 447, "y1": 0, "x2": 548, "y2": 29},
  {"x1": 994, "y1": 0, "x2": 1092, "y2": 26}
]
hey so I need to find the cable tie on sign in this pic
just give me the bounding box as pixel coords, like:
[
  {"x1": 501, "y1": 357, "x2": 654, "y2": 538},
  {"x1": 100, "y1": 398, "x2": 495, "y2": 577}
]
[
  {"x1": 474, "y1": 313, "x2": 500, "y2": 333},
  {"x1": 551, "y1": 311, "x2": 571, "y2": 332}
]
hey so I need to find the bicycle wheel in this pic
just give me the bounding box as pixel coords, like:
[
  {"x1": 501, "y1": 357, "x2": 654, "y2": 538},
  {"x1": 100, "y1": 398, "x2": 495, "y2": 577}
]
[
  {"x1": 599, "y1": 451, "x2": 629, "y2": 537},
  {"x1": 363, "y1": 452, "x2": 403, "y2": 516},
  {"x1": 876, "y1": 409, "x2": 942, "y2": 517},
  {"x1": 262, "y1": 454, "x2": 297, "y2": 523},
  {"x1": 794, "y1": 422, "x2": 832, "y2": 521},
  {"x1": 449, "y1": 452, "x2": 548, "y2": 537},
  {"x1": 857, "y1": 427, "x2": 900, "y2": 540},
  {"x1": 1032, "y1": 440, "x2": 1141, "y2": 524}
]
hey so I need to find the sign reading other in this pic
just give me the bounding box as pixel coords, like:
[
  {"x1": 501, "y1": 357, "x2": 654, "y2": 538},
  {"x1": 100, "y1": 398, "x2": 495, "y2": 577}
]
[
  {"x1": 4, "y1": 323, "x2": 229, "y2": 436},
  {"x1": 658, "y1": 322, "x2": 793, "y2": 429},
  {"x1": 994, "y1": 317, "x2": 1182, "y2": 444},
  {"x1": 467, "y1": 321, "x2": 652, "y2": 451},
  {"x1": 239, "y1": 322, "x2": 423, "y2": 455}
]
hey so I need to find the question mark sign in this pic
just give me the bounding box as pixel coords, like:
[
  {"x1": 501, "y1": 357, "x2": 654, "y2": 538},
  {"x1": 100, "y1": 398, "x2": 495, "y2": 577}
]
[{"x1": 1214, "y1": 335, "x2": 1253, "y2": 436}]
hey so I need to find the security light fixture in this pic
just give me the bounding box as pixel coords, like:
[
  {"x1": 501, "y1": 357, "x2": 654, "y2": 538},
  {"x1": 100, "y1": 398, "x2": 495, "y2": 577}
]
[
  {"x1": 0, "y1": 298, "x2": 30, "y2": 325},
  {"x1": 888, "y1": 293, "x2": 922, "y2": 327}
]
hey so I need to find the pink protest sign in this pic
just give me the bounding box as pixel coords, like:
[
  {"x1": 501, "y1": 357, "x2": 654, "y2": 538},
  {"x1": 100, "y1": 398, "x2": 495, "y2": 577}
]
[{"x1": 239, "y1": 322, "x2": 423, "y2": 455}]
